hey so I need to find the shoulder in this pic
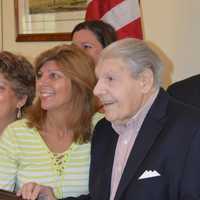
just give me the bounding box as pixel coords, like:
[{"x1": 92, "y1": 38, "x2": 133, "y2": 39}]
[
  {"x1": 2, "y1": 118, "x2": 37, "y2": 139},
  {"x1": 169, "y1": 97, "x2": 200, "y2": 118},
  {"x1": 163, "y1": 95, "x2": 200, "y2": 138},
  {"x1": 146, "y1": 89, "x2": 200, "y2": 129},
  {"x1": 92, "y1": 118, "x2": 117, "y2": 145},
  {"x1": 167, "y1": 75, "x2": 200, "y2": 107},
  {"x1": 4, "y1": 119, "x2": 31, "y2": 133},
  {"x1": 168, "y1": 74, "x2": 200, "y2": 92},
  {"x1": 94, "y1": 118, "x2": 113, "y2": 134},
  {"x1": 6, "y1": 118, "x2": 28, "y2": 128}
]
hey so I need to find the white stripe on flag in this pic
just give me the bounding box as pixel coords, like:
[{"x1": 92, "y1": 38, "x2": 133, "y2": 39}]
[
  {"x1": 87, "y1": 0, "x2": 92, "y2": 4},
  {"x1": 101, "y1": 0, "x2": 140, "y2": 30}
]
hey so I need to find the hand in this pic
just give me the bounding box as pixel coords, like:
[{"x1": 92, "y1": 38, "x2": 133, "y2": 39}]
[{"x1": 17, "y1": 182, "x2": 56, "y2": 200}]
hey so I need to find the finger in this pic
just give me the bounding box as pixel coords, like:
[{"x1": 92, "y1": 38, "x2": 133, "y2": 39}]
[
  {"x1": 27, "y1": 183, "x2": 37, "y2": 200},
  {"x1": 30, "y1": 184, "x2": 42, "y2": 200},
  {"x1": 16, "y1": 189, "x2": 22, "y2": 197},
  {"x1": 21, "y1": 182, "x2": 36, "y2": 200},
  {"x1": 19, "y1": 184, "x2": 28, "y2": 199}
]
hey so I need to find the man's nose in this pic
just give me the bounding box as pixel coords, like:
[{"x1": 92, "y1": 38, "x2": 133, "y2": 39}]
[
  {"x1": 93, "y1": 80, "x2": 105, "y2": 97},
  {"x1": 93, "y1": 80, "x2": 100, "y2": 97}
]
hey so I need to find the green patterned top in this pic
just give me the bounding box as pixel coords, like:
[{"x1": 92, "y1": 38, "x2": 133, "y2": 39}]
[{"x1": 0, "y1": 119, "x2": 90, "y2": 199}]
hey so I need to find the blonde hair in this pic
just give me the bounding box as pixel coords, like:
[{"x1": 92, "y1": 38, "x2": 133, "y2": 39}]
[{"x1": 27, "y1": 44, "x2": 97, "y2": 143}]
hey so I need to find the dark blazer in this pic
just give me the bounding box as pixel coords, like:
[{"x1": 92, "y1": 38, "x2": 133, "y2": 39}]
[
  {"x1": 65, "y1": 88, "x2": 200, "y2": 200},
  {"x1": 167, "y1": 74, "x2": 200, "y2": 108}
]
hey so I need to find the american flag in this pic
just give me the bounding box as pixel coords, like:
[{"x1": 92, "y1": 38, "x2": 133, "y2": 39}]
[{"x1": 85, "y1": 0, "x2": 143, "y2": 39}]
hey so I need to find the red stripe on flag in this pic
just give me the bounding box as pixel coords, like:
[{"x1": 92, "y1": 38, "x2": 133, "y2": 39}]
[
  {"x1": 85, "y1": 0, "x2": 102, "y2": 19},
  {"x1": 86, "y1": 0, "x2": 124, "y2": 19},
  {"x1": 117, "y1": 18, "x2": 143, "y2": 39}
]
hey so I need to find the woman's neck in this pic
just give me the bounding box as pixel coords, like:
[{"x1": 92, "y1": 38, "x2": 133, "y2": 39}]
[
  {"x1": 44, "y1": 112, "x2": 71, "y2": 135},
  {"x1": 42, "y1": 117, "x2": 74, "y2": 153}
]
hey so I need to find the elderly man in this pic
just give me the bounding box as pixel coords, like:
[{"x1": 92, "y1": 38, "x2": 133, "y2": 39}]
[
  {"x1": 90, "y1": 38, "x2": 200, "y2": 200},
  {"x1": 17, "y1": 38, "x2": 200, "y2": 200}
]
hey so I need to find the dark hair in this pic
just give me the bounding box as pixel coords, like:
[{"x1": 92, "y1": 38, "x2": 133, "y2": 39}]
[
  {"x1": 27, "y1": 44, "x2": 97, "y2": 143},
  {"x1": 71, "y1": 20, "x2": 117, "y2": 48},
  {"x1": 0, "y1": 51, "x2": 36, "y2": 113}
]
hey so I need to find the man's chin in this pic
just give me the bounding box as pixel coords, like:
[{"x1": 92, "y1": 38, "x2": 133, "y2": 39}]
[{"x1": 104, "y1": 114, "x2": 117, "y2": 123}]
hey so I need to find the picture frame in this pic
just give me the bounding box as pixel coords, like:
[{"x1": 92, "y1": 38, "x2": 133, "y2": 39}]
[{"x1": 14, "y1": 0, "x2": 87, "y2": 42}]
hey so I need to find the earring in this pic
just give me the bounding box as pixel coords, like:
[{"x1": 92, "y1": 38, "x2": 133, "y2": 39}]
[{"x1": 17, "y1": 107, "x2": 22, "y2": 119}]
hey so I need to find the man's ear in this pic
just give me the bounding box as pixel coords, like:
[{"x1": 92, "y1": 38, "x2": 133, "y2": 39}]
[{"x1": 139, "y1": 68, "x2": 154, "y2": 93}]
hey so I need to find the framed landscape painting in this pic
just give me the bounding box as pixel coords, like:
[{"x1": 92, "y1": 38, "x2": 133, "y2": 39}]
[{"x1": 15, "y1": 0, "x2": 87, "y2": 42}]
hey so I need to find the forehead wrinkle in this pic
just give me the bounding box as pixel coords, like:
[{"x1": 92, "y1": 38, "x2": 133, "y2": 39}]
[{"x1": 96, "y1": 58, "x2": 129, "y2": 76}]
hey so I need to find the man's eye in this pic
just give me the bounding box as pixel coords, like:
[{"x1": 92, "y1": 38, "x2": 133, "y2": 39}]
[{"x1": 107, "y1": 76, "x2": 114, "y2": 81}]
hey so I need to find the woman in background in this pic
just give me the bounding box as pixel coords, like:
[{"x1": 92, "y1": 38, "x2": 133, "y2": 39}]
[
  {"x1": 0, "y1": 51, "x2": 35, "y2": 134},
  {"x1": 0, "y1": 44, "x2": 96, "y2": 199},
  {"x1": 72, "y1": 20, "x2": 117, "y2": 124},
  {"x1": 72, "y1": 20, "x2": 117, "y2": 63}
]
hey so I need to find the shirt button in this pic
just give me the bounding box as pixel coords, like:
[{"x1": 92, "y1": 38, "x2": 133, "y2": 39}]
[{"x1": 123, "y1": 140, "x2": 128, "y2": 144}]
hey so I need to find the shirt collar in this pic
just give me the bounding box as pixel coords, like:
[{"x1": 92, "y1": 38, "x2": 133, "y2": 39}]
[{"x1": 112, "y1": 89, "x2": 159, "y2": 135}]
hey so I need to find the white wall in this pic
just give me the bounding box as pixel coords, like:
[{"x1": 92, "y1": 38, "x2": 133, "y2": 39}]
[
  {"x1": 1, "y1": 0, "x2": 200, "y2": 87},
  {"x1": 142, "y1": 0, "x2": 200, "y2": 85}
]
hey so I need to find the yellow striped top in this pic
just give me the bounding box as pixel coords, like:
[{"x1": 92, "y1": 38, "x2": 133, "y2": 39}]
[{"x1": 0, "y1": 119, "x2": 90, "y2": 199}]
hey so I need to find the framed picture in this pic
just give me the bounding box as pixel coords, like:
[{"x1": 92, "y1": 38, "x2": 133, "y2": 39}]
[{"x1": 14, "y1": 0, "x2": 87, "y2": 42}]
